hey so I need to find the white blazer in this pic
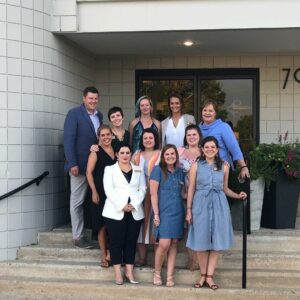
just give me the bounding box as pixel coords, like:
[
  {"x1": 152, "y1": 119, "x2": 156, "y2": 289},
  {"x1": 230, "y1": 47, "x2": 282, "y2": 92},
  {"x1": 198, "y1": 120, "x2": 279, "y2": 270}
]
[{"x1": 102, "y1": 162, "x2": 147, "y2": 221}]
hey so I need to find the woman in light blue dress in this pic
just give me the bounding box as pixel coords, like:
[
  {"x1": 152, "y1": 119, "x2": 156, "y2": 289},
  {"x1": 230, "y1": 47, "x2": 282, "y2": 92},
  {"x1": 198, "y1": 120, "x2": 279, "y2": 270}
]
[
  {"x1": 150, "y1": 144, "x2": 185, "y2": 287},
  {"x1": 186, "y1": 136, "x2": 247, "y2": 290}
]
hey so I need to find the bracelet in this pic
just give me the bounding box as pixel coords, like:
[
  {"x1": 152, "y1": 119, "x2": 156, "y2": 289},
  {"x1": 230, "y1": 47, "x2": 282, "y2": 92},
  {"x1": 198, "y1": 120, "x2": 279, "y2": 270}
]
[
  {"x1": 154, "y1": 213, "x2": 159, "y2": 216},
  {"x1": 187, "y1": 207, "x2": 192, "y2": 210},
  {"x1": 240, "y1": 165, "x2": 248, "y2": 169}
]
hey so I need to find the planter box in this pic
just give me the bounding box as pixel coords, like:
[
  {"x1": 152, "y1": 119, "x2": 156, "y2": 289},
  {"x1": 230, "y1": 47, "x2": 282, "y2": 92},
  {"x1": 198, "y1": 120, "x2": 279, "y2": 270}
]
[
  {"x1": 250, "y1": 177, "x2": 265, "y2": 231},
  {"x1": 261, "y1": 172, "x2": 300, "y2": 229}
]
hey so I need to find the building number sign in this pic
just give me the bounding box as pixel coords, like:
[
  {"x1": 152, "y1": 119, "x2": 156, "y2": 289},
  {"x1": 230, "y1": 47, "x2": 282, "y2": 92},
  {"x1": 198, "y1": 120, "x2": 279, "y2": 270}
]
[{"x1": 282, "y1": 68, "x2": 300, "y2": 89}]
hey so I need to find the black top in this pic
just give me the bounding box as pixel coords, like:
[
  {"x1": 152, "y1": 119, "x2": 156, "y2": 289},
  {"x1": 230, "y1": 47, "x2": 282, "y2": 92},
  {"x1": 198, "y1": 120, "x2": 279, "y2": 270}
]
[
  {"x1": 111, "y1": 130, "x2": 130, "y2": 151},
  {"x1": 91, "y1": 146, "x2": 116, "y2": 232},
  {"x1": 121, "y1": 169, "x2": 132, "y2": 183}
]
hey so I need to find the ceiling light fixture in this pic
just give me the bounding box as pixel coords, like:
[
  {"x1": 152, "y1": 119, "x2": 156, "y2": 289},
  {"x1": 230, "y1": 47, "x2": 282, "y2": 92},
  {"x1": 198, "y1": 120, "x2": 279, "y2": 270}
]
[{"x1": 183, "y1": 40, "x2": 194, "y2": 47}]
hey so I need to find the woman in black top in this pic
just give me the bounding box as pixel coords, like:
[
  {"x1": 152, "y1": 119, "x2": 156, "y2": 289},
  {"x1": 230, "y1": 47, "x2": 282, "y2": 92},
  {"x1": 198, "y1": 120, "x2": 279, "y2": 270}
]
[{"x1": 86, "y1": 125, "x2": 116, "y2": 267}]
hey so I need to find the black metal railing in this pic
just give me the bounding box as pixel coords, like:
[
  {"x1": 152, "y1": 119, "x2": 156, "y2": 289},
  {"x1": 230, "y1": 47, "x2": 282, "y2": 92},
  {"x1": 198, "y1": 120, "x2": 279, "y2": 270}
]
[
  {"x1": 0, "y1": 171, "x2": 49, "y2": 201},
  {"x1": 242, "y1": 176, "x2": 251, "y2": 289},
  {"x1": 242, "y1": 196, "x2": 248, "y2": 288}
]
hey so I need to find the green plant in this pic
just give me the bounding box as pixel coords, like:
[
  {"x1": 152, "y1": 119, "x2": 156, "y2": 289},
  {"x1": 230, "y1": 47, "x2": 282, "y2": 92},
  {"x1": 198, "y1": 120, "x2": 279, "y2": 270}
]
[
  {"x1": 249, "y1": 146, "x2": 277, "y2": 190},
  {"x1": 251, "y1": 132, "x2": 300, "y2": 182}
]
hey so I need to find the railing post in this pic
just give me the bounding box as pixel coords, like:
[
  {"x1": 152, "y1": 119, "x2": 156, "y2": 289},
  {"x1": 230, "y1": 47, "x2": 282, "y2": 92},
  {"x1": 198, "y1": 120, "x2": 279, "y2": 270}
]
[{"x1": 242, "y1": 197, "x2": 247, "y2": 289}]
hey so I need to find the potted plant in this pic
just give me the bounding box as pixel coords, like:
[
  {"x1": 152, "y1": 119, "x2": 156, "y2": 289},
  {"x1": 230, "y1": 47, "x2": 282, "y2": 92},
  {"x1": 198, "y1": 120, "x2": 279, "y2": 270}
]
[
  {"x1": 259, "y1": 133, "x2": 300, "y2": 229},
  {"x1": 249, "y1": 146, "x2": 277, "y2": 231}
]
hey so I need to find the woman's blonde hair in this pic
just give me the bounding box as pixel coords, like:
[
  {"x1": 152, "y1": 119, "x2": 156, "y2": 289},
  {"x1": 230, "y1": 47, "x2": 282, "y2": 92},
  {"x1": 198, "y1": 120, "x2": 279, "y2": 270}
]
[{"x1": 135, "y1": 96, "x2": 153, "y2": 117}]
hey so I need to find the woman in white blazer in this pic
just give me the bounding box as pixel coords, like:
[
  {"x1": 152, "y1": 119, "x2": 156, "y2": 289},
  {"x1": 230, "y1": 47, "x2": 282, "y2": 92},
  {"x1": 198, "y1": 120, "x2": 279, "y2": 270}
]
[
  {"x1": 161, "y1": 93, "x2": 196, "y2": 147},
  {"x1": 103, "y1": 142, "x2": 147, "y2": 285}
]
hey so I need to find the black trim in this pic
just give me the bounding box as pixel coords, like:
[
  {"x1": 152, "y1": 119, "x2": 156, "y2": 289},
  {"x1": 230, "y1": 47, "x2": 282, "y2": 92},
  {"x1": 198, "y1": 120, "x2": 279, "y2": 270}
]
[
  {"x1": 0, "y1": 171, "x2": 50, "y2": 201},
  {"x1": 242, "y1": 194, "x2": 248, "y2": 289}
]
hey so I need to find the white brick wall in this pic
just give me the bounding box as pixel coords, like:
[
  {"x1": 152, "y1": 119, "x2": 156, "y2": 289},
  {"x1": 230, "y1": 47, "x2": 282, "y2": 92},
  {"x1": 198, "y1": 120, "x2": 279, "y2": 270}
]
[
  {"x1": 95, "y1": 54, "x2": 300, "y2": 142},
  {"x1": 0, "y1": 1, "x2": 96, "y2": 261}
]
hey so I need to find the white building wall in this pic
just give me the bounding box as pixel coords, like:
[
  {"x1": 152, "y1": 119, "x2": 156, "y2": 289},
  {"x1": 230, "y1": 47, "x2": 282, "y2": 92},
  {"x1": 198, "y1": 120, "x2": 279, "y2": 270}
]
[
  {"x1": 75, "y1": 0, "x2": 300, "y2": 33},
  {"x1": 95, "y1": 54, "x2": 300, "y2": 143},
  {"x1": 0, "y1": 0, "x2": 96, "y2": 260}
]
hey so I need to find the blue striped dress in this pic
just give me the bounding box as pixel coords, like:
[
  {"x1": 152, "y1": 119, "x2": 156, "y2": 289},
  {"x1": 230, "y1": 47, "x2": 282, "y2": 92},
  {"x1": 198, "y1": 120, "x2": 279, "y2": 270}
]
[{"x1": 186, "y1": 160, "x2": 234, "y2": 251}]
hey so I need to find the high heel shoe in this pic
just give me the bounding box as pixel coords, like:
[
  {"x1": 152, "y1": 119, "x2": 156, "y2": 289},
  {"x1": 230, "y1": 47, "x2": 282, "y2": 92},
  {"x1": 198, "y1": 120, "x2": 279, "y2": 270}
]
[
  {"x1": 166, "y1": 273, "x2": 175, "y2": 287},
  {"x1": 124, "y1": 274, "x2": 139, "y2": 284},
  {"x1": 205, "y1": 275, "x2": 219, "y2": 290},
  {"x1": 194, "y1": 273, "x2": 206, "y2": 288},
  {"x1": 114, "y1": 279, "x2": 123, "y2": 285},
  {"x1": 153, "y1": 270, "x2": 162, "y2": 286}
]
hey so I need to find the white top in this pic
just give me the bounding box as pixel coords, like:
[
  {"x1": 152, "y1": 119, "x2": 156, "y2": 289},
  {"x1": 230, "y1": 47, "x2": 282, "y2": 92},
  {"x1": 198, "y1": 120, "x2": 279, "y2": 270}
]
[
  {"x1": 165, "y1": 116, "x2": 186, "y2": 147},
  {"x1": 87, "y1": 109, "x2": 100, "y2": 135}
]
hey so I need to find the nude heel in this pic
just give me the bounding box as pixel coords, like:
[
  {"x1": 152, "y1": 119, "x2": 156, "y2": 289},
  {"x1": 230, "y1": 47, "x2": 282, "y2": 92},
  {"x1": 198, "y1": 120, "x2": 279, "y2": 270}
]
[{"x1": 153, "y1": 270, "x2": 162, "y2": 286}]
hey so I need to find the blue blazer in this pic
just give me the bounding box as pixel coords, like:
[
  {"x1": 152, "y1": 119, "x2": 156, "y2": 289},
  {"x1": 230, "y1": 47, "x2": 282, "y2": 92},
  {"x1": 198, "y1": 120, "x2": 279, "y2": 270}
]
[{"x1": 63, "y1": 104, "x2": 103, "y2": 174}]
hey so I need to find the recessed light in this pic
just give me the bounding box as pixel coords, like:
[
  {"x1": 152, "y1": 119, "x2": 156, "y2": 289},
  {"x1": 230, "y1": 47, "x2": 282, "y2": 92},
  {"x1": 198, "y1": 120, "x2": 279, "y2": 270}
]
[{"x1": 183, "y1": 40, "x2": 194, "y2": 47}]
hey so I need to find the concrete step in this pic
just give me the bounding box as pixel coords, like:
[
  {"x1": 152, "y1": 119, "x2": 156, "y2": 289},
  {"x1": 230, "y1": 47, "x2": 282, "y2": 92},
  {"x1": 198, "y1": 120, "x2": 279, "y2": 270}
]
[
  {"x1": 1, "y1": 260, "x2": 300, "y2": 289},
  {"x1": 39, "y1": 228, "x2": 300, "y2": 253},
  {"x1": 17, "y1": 245, "x2": 300, "y2": 270},
  {"x1": 1, "y1": 277, "x2": 300, "y2": 300}
]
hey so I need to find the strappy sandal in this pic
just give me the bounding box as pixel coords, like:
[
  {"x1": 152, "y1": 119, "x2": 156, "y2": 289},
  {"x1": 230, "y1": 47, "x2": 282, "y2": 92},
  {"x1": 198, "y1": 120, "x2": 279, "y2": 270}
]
[
  {"x1": 205, "y1": 275, "x2": 219, "y2": 290},
  {"x1": 153, "y1": 270, "x2": 162, "y2": 286},
  {"x1": 194, "y1": 273, "x2": 206, "y2": 288},
  {"x1": 166, "y1": 273, "x2": 175, "y2": 287}
]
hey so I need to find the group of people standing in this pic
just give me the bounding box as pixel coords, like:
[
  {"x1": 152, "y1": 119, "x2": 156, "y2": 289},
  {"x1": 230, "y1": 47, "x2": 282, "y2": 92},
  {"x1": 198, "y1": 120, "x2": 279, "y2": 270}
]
[{"x1": 63, "y1": 87, "x2": 249, "y2": 289}]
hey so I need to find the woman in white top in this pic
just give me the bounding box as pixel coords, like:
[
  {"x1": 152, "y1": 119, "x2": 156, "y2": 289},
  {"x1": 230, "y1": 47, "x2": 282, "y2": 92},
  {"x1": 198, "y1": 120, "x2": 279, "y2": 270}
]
[
  {"x1": 161, "y1": 93, "x2": 196, "y2": 147},
  {"x1": 103, "y1": 142, "x2": 147, "y2": 285}
]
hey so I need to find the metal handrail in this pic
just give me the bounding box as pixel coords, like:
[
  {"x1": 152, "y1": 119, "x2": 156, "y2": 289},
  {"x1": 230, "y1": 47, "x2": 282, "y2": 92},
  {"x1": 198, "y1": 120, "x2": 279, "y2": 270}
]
[
  {"x1": 0, "y1": 171, "x2": 49, "y2": 201},
  {"x1": 242, "y1": 196, "x2": 248, "y2": 288}
]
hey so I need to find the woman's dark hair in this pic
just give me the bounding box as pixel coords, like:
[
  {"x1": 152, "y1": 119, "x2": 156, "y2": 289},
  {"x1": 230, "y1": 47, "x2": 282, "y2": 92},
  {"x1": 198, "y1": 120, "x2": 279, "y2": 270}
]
[
  {"x1": 139, "y1": 128, "x2": 160, "y2": 151},
  {"x1": 107, "y1": 106, "x2": 124, "y2": 120},
  {"x1": 115, "y1": 141, "x2": 132, "y2": 154},
  {"x1": 97, "y1": 124, "x2": 112, "y2": 137},
  {"x1": 159, "y1": 144, "x2": 179, "y2": 179},
  {"x1": 183, "y1": 124, "x2": 203, "y2": 147},
  {"x1": 168, "y1": 93, "x2": 183, "y2": 116},
  {"x1": 200, "y1": 136, "x2": 223, "y2": 171}
]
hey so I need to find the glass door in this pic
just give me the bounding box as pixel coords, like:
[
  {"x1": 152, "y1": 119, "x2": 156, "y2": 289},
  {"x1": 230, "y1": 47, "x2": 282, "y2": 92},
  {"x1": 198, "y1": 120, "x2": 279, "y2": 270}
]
[
  {"x1": 136, "y1": 68, "x2": 259, "y2": 155},
  {"x1": 199, "y1": 78, "x2": 254, "y2": 154},
  {"x1": 139, "y1": 77, "x2": 195, "y2": 121}
]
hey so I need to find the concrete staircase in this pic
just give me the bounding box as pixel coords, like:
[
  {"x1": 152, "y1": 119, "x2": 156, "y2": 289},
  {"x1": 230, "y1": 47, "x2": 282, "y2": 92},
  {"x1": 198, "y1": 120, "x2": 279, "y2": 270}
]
[{"x1": 1, "y1": 227, "x2": 300, "y2": 299}]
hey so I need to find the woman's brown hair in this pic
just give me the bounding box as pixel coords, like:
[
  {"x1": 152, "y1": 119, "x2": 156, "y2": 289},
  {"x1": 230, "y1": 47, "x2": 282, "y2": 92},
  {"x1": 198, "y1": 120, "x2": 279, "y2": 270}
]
[
  {"x1": 97, "y1": 124, "x2": 112, "y2": 137},
  {"x1": 201, "y1": 100, "x2": 218, "y2": 113},
  {"x1": 159, "y1": 144, "x2": 179, "y2": 179}
]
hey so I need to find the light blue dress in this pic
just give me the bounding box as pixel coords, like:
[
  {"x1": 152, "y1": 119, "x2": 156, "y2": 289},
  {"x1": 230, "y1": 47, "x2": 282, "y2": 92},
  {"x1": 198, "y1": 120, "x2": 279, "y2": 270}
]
[
  {"x1": 186, "y1": 160, "x2": 234, "y2": 251},
  {"x1": 150, "y1": 165, "x2": 185, "y2": 241}
]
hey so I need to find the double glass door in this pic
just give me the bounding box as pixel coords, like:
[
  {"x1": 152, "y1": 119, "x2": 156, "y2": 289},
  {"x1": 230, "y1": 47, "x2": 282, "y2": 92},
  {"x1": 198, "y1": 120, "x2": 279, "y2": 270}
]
[{"x1": 137, "y1": 69, "x2": 259, "y2": 155}]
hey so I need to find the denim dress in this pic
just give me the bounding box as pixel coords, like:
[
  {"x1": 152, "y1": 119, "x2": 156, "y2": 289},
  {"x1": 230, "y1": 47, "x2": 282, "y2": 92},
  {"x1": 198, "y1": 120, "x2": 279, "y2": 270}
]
[
  {"x1": 186, "y1": 160, "x2": 234, "y2": 251},
  {"x1": 150, "y1": 165, "x2": 185, "y2": 241}
]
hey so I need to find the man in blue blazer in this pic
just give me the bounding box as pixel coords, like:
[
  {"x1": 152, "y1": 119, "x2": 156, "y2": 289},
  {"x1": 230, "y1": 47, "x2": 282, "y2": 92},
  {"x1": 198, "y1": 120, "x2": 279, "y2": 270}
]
[{"x1": 63, "y1": 86, "x2": 103, "y2": 248}]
